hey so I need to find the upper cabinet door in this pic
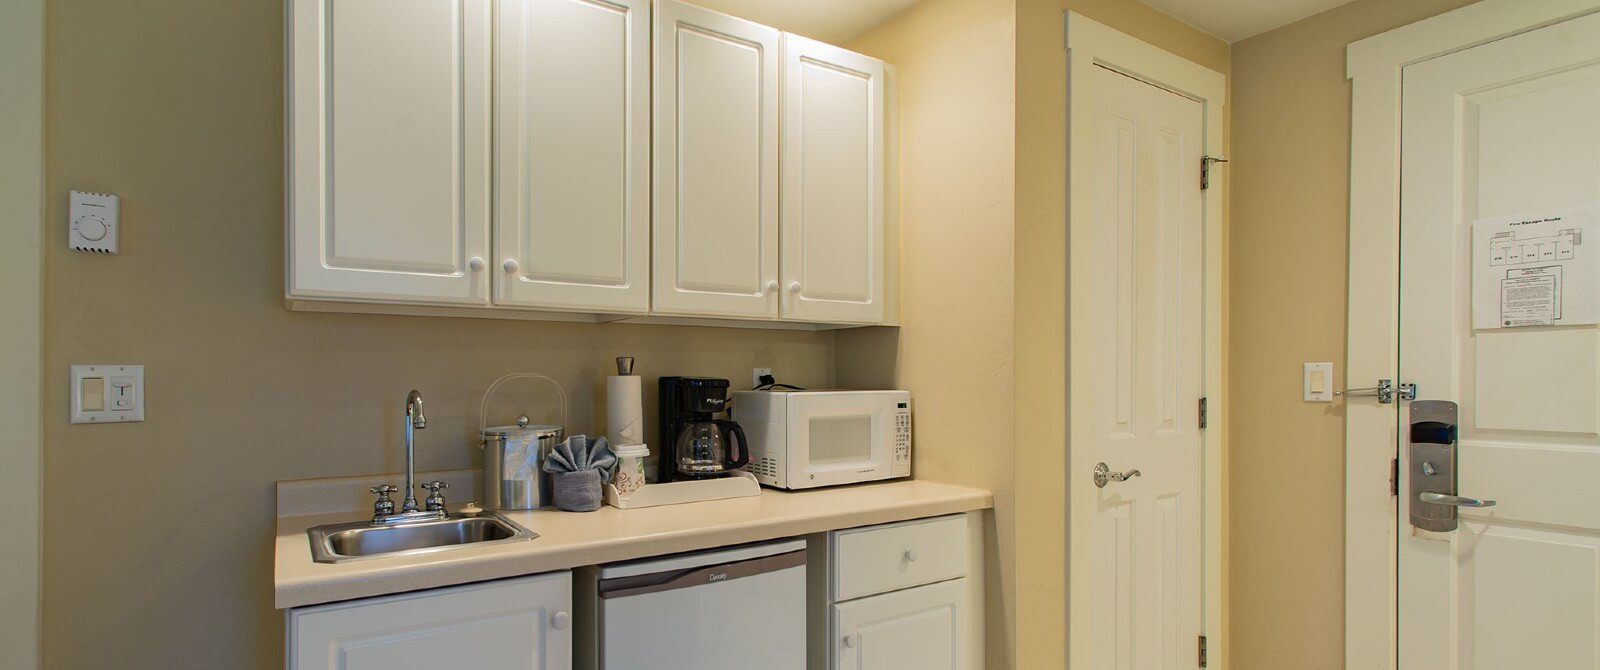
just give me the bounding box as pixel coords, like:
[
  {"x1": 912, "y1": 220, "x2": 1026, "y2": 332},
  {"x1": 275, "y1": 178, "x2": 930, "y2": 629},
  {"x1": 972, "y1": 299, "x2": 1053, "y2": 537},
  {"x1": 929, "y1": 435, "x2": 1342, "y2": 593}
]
[
  {"x1": 494, "y1": 0, "x2": 650, "y2": 313},
  {"x1": 287, "y1": 0, "x2": 492, "y2": 305},
  {"x1": 779, "y1": 34, "x2": 885, "y2": 324},
  {"x1": 652, "y1": 0, "x2": 781, "y2": 319}
]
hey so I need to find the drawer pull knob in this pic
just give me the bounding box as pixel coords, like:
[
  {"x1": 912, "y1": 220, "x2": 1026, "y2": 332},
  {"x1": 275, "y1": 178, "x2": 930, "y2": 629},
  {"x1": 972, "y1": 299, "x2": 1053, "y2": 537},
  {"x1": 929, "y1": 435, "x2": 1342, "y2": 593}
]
[
  {"x1": 903, "y1": 549, "x2": 918, "y2": 563},
  {"x1": 842, "y1": 633, "x2": 858, "y2": 649},
  {"x1": 551, "y1": 610, "x2": 570, "y2": 630}
]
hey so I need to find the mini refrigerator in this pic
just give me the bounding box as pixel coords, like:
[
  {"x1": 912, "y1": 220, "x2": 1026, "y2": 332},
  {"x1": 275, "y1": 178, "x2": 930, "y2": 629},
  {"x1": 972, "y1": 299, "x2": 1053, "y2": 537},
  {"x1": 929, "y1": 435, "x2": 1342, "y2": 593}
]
[{"x1": 576, "y1": 538, "x2": 807, "y2": 669}]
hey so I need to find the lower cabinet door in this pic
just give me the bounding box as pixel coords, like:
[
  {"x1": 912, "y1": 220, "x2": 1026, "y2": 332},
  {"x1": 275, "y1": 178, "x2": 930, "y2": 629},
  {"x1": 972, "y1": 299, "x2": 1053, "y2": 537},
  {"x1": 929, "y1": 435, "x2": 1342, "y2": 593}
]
[
  {"x1": 832, "y1": 578, "x2": 967, "y2": 670},
  {"x1": 288, "y1": 571, "x2": 572, "y2": 670}
]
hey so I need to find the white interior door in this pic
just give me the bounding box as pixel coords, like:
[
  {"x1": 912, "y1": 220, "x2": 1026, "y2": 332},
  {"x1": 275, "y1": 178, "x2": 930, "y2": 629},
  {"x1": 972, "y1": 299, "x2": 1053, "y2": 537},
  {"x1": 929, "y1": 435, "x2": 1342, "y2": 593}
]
[
  {"x1": 1399, "y1": 12, "x2": 1600, "y2": 670},
  {"x1": 1075, "y1": 64, "x2": 1206, "y2": 669},
  {"x1": 778, "y1": 33, "x2": 884, "y2": 324},
  {"x1": 493, "y1": 0, "x2": 649, "y2": 313},
  {"x1": 651, "y1": 0, "x2": 779, "y2": 318},
  {"x1": 287, "y1": 0, "x2": 491, "y2": 305}
]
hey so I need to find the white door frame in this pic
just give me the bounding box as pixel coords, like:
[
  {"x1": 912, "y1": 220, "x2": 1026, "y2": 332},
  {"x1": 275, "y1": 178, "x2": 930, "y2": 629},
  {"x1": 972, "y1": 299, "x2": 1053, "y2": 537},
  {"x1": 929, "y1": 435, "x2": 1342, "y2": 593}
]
[
  {"x1": 1344, "y1": 1, "x2": 1600, "y2": 667},
  {"x1": 1065, "y1": 13, "x2": 1227, "y2": 669},
  {"x1": 0, "y1": 0, "x2": 43, "y2": 666}
]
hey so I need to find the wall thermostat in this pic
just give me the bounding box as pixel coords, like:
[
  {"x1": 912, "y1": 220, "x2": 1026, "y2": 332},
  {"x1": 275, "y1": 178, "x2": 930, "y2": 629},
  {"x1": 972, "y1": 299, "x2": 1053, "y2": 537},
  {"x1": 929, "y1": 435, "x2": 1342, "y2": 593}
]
[{"x1": 69, "y1": 190, "x2": 119, "y2": 254}]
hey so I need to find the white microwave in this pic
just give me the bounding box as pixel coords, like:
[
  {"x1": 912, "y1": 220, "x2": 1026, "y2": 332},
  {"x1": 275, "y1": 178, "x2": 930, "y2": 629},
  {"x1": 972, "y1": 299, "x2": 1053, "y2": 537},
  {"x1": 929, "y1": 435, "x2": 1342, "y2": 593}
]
[{"x1": 731, "y1": 390, "x2": 911, "y2": 490}]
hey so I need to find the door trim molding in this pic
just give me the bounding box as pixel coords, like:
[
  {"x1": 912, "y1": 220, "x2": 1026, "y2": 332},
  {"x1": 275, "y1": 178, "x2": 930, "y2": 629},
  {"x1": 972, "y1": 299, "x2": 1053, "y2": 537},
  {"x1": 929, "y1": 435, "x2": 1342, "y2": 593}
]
[
  {"x1": 1343, "y1": 1, "x2": 1600, "y2": 667},
  {"x1": 1064, "y1": 13, "x2": 1227, "y2": 670},
  {"x1": 0, "y1": 0, "x2": 43, "y2": 666}
]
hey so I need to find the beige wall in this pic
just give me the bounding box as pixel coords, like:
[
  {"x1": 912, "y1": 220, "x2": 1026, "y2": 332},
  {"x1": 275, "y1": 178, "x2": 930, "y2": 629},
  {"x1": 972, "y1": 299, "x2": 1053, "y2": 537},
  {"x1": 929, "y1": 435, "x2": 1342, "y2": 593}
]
[
  {"x1": 1227, "y1": 0, "x2": 1476, "y2": 667},
  {"x1": 1013, "y1": 0, "x2": 1227, "y2": 666},
  {"x1": 843, "y1": 0, "x2": 1226, "y2": 667},
  {"x1": 840, "y1": 0, "x2": 1017, "y2": 666},
  {"x1": 41, "y1": 0, "x2": 834, "y2": 667},
  {"x1": 1, "y1": 0, "x2": 44, "y2": 667}
]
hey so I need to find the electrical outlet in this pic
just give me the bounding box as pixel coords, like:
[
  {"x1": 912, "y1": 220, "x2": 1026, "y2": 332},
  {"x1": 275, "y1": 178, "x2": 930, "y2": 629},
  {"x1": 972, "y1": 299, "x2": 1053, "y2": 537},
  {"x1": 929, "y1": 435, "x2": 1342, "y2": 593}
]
[{"x1": 752, "y1": 367, "x2": 774, "y2": 388}]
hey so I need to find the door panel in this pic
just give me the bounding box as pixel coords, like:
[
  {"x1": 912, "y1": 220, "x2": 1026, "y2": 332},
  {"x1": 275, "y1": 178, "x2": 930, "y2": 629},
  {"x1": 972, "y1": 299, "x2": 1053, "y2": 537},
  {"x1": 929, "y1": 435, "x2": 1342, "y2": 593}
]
[
  {"x1": 288, "y1": 572, "x2": 571, "y2": 670},
  {"x1": 287, "y1": 0, "x2": 491, "y2": 304},
  {"x1": 652, "y1": 0, "x2": 779, "y2": 318},
  {"x1": 1398, "y1": 12, "x2": 1600, "y2": 670},
  {"x1": 1082, "y1": 64, "x2": 1205, "y2": 670},
  {"x1": 833, "y1": 578, "x2": 967, "y2": 670},
  {"x1": 779, "y1": 33, "x2": 884, "y2": 324},
  {"x1": 494, "y1": 0, "x2": 649, "y2": 312}
]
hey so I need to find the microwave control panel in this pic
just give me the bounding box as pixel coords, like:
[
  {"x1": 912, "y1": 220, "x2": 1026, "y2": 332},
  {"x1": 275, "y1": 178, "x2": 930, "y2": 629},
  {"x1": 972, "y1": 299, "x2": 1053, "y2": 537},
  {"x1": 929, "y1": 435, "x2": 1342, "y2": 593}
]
[{"x1": 893, "y1": 401, "x2": 912, "y2": 474}]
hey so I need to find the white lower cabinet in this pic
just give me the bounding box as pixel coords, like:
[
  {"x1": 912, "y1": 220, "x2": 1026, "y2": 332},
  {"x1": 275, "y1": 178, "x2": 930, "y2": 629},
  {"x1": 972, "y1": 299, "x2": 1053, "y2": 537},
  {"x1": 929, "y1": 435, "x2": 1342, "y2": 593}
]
[
  {"x1": 818, "y1": 515, "x2": 975, "y2": 670},
  {"x1": 287, "y1": 571, "x2": 572, "y2": 670},
  {"x1": 833, "y1": 579, "x2": 968, "y2": 670}
]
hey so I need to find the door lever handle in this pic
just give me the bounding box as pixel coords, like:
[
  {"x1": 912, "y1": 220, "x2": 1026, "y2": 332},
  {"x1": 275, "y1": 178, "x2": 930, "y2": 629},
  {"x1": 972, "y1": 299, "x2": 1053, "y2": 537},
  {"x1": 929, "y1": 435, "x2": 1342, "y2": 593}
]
[
  {"x1": 1419, "y1": 491, "x2": 1496, "y2": 508},
  {"x1": 1093, "y1": 462, "x2": 1141, "y2": 488}
]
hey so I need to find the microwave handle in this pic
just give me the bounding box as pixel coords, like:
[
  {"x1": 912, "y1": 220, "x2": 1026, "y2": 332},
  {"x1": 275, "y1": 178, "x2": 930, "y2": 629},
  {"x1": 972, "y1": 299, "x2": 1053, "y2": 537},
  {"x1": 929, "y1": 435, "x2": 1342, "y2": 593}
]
[{"x1": 718, "y1": 420, "x2": 750, "y2": 470}]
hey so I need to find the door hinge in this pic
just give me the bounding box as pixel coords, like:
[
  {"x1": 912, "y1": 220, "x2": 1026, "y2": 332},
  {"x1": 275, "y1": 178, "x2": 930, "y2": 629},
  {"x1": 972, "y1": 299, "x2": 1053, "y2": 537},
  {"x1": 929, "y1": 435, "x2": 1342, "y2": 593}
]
[
  {"x1": 1389, "y1": 457, "x2": 1399, "y2": 496},
  {"x1": 1198, "y1": 634, "x2": 1208, "y2": 668},
  {"x1": 1201, "y1": 156, "x2": 1228, "y2": 190},
  {"x1": 1198, "y1": 397, "x2": 1208, "y2": 429}
]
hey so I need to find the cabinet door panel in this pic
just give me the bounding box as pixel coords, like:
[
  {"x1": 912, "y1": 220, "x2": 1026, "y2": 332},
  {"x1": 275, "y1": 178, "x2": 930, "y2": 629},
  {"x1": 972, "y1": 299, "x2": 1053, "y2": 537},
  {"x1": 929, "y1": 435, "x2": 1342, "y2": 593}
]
[
  {"x1": 833, "y1": 579, "x2": 966, "y2": 670},
  {"x1": 652, "y1": 0, "x2": 779, "y2": 318},
  {"x1": 287, "y1": 0, "x2": 491, "y2": 304},
  {"x1": 288, "y1": 572, "x2": 571, "y2": 670},
  {"x1": 495, "y1": 0, "x2": 649, "y2": 312},
  {"x1": 780, "y1": 34, "x2": 884, "y2": 324}
]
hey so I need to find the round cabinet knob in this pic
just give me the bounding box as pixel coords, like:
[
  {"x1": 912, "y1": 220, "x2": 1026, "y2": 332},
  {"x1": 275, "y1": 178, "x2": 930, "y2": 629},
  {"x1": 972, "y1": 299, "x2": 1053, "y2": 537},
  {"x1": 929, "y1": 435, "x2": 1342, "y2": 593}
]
[
  {"x1": 788, "y1": 281, "x2": 802, "y2": 293},
  {"x1": 766, "y1": 280, "x2": 779, "y2": 293},
  {"x1": 502, "y1": 259, "x2": 520, "y2": 274},
  {"x1": 842, "y1": 634, "x2": 857, "y2": 649},
  {"x1": 468, "y1": 256, "x2": 485, "y2": 272},
  {"x1": 551, "y1": 611, "x2": 570, "y2": 630},
  {"x1": 903, "y1": 549, "x2": 918, "y2": 563}
]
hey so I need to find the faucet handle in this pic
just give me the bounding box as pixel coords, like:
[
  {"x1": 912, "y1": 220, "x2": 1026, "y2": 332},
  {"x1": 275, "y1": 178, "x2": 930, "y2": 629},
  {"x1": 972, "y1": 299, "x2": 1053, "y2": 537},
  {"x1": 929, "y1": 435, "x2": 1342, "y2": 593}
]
[
  {"x1": 420, "y1": 481, "x2": 448, "y2": 512},
  {"x1": 369, "y1": 484, "x2": 398, "y2": 518}
]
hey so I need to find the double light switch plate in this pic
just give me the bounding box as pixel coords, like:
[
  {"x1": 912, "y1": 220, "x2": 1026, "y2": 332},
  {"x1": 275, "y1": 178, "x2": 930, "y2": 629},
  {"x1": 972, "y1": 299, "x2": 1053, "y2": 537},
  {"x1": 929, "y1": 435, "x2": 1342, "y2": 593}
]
[{"x1": 71, "y1": 364, "x2": 144, "y2": 423}]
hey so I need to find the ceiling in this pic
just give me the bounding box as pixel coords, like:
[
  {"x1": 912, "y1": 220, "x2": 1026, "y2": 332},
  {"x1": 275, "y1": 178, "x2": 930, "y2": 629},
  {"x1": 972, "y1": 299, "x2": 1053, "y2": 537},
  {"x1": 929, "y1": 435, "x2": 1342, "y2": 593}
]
[
  {"x1": 689, "y1": 0, "x2": 921, "y2": 44},
  {"x1": 1138, "y1": 0, "x2": 1360, "y2": 42}
]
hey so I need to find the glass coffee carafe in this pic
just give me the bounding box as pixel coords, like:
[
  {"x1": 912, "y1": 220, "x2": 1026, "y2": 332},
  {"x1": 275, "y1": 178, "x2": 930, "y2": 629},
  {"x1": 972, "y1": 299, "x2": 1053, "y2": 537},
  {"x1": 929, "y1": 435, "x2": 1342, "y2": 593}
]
[{"x1": 674, "y1": 419, "x2": 748, "y2": 477}]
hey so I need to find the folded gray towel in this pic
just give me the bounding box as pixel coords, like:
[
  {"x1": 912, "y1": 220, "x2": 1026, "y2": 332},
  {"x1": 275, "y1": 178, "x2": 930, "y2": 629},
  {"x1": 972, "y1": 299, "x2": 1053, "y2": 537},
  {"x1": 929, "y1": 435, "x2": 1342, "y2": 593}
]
[
  {"x1": 542, "y1": 435, "x2": 616, "y2": 512},
  {"x1": 550, "y1": 470, "x2": 603, "y2": 512}
]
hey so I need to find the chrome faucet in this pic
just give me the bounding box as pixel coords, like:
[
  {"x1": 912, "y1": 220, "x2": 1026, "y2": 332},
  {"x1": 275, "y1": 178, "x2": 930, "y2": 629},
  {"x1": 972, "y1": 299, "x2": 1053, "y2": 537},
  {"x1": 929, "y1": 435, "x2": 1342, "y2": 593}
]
[
  {"x1": 402, "y1": 390, "x2": 426, "y2": 513},
  {"x1": 368, "y1": 390, "x2": 446, "y2": 525}
]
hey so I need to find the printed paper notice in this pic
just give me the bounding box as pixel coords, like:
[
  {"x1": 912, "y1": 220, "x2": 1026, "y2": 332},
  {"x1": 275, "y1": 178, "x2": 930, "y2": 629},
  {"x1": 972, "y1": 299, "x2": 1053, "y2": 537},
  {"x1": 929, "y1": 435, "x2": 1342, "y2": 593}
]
[{"x1": 1473, "y1": 204, "x2": 1600, "y2": 329}]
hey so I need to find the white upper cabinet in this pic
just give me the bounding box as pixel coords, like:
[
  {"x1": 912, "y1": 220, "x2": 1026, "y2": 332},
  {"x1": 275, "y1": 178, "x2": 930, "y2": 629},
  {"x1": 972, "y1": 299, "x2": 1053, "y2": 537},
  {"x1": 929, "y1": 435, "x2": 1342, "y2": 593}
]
[
  {"x1": 651, "y1": 0, "x2": 781, "y2": 319},
  {"x1": 287, "y1": 571, "x2": 572, "y2": 670},
  {"x1": 287, "y1": 0, "x2": 492, "y2": 305},
  {"x1": 494, "y1": 0, "x2": 650, "y2": 313},
  {"x1": 779, "y1": 34, "x2": 885, "y2": 324}
]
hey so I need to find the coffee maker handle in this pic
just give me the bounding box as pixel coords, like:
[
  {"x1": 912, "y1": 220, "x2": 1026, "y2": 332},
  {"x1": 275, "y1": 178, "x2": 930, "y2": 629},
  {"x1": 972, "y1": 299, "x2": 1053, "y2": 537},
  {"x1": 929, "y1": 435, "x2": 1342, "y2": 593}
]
[{"x1": 719, "y1": 420, "x2": 750, "y2": 470}]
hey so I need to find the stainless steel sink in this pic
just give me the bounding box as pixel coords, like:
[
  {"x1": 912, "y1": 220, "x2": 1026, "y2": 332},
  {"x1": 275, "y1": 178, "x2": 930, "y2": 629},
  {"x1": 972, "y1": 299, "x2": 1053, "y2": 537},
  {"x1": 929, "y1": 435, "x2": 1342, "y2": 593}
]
[{"x1": 308, "y1": 512, "x2": 537, "y2": 564}]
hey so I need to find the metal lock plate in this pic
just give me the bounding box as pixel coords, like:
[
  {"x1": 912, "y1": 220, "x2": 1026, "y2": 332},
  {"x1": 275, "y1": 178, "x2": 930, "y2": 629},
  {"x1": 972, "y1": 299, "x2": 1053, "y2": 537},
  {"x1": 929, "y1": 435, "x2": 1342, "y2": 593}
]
[{"x1": 1409, "y1": 400, "x2": 1459, "y2": 532}]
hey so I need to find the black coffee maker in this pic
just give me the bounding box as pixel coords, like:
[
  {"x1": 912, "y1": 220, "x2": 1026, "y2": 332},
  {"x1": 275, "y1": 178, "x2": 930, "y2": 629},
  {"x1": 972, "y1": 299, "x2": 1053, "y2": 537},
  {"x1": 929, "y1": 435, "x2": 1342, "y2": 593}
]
[{"x1": 657, "y1": 377, "x2": 749, "y2": 482}]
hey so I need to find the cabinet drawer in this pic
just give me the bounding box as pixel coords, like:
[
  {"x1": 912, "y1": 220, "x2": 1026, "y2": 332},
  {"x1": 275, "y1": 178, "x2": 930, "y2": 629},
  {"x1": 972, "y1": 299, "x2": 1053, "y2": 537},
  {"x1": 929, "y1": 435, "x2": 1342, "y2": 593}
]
[{"x1": 832, "y1": 514, "x2": 967, "y2": 601}]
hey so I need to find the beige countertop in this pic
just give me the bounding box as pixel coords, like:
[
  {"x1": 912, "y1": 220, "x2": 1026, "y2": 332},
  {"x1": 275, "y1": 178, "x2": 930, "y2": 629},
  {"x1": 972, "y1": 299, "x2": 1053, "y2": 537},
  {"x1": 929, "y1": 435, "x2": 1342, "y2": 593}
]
[{"x1": 274, "y1": 478, "x2": 992, "y2": 609}]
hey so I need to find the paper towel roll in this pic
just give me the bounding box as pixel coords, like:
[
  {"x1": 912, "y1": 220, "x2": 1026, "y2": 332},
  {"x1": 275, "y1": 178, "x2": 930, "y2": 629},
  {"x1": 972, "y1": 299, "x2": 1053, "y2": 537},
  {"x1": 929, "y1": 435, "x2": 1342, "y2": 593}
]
[{"x1": 606, "y1": 375, "x2": 644, "y2": 446}]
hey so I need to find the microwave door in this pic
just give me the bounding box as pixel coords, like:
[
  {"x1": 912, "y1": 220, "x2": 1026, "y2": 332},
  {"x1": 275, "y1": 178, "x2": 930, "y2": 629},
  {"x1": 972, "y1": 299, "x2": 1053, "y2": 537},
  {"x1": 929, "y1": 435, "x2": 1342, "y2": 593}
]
[{"x1": 789, "y1": 398, "x2": 892, "y2": 487}]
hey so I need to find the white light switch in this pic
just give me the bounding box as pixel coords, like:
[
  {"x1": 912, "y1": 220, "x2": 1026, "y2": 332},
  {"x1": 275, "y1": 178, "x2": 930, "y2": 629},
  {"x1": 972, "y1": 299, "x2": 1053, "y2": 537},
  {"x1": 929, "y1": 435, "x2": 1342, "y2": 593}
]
[
  {"x1": 71, "y1": 364, "x2": 144, "y2": 423},
  {"x1": 1304, "y1": 362, "x2": 1333, "y2": 402}
]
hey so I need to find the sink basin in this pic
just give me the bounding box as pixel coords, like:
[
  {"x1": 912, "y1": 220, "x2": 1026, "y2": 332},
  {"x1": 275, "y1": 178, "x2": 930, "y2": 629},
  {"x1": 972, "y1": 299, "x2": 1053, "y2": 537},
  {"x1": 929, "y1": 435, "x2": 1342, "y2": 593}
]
[{"x1": 308, "y1": 513, "x2": 537, "y2": 564}]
